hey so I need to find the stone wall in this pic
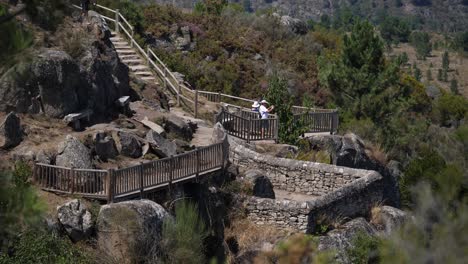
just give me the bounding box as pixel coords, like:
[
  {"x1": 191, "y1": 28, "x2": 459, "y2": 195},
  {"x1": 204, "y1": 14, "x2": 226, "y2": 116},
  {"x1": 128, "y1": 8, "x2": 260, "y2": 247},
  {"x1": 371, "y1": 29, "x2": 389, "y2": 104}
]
[
  {"x1": 230, "y1": 138, "x2": 371, "y2": 196},
  {"x1": 230, "y1": 138, "x2": 385, "y2": 233}
]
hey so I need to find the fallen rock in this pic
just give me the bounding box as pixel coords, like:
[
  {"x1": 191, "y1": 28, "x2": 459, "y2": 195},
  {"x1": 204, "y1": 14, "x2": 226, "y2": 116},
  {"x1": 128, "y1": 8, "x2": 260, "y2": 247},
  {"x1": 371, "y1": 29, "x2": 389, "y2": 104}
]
[
  {"x1": 36, "y1": 149, "x2": 54, "y2": 164},
  {"x1": 56, "y1": 135, "x2": 92, "y2": 169},
  {"x1": 141, "y1": 116, "x2": 166, "y2": 137},
  {"x1": 318, "y1": 218, "x2": 377, "y2": 263},
  {"x1": 118, "y1": 131, "x2": 142, "y2": 158},
  {"x1": 244, "y1": 170, "x2": 275, "y2": 199},
  {"x1": 97, "y1": 200, "x2": 170, "y2": 263},
  {"x1": 163, "y1": 115, "x2": 196, "y2": 141},
  {"x1": 371, "y1": 206, "x2": 408, "y2": 236},
  {"x1": 57, "y1": 199, "x2": 93, "y2": 242},
  {"x1": 0, "y1": 112, "x2": 23, "y2": 149},
  {"x1": 94, "y1": 131, "x2": 118, "y2": 161},
  {"x1": 146, "y1": 130, "x2": 177, "y2": 158}
]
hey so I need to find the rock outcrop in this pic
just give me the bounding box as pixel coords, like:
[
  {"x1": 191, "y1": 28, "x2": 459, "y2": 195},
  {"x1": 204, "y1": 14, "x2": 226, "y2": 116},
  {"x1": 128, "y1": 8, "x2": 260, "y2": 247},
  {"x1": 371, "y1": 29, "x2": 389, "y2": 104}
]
[
  {"x1": 163, "y1": 115, "x2": 196, "y2": 141},
  {"x1": 372, "y1": 206, "x2": 409, "y2": 236},
  {"x1": 244, "y1": 170, "x2": 275, "y2": 199},
  {"x1": 97, "y1": 200, "x2": 170, "y2": 263},
  {"x1": 57, "y1": 199, "x2": 93, "y2": 242},
  {"x1": 94, "y1": 131, "x2": 118, "y2": 161},
  {"x1": 56, "y1": 135, "x2": 92, "y2": 169},
  {"x1": 0, "y1": 112, "x2": 23, "y2": 149},
  {"x1": 146, "y1": 130, "x2": 177, "y2": 158},
  {"x1": 318, "y1": 218, "x2": 377, "y2": 263},
  {"x1": 0, "y1": 15, "x2": 130, "y2": 121},
  {"x1": 118, "y1": 131, "x2": 142, "y2": 158}
]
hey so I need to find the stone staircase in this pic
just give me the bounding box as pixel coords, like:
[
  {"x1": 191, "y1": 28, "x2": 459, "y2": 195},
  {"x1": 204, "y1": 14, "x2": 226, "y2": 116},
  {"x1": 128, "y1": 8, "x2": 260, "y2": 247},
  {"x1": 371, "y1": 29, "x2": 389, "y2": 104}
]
[{"x1": 110, "y1": 32, "x2": 158, "y2": 83}]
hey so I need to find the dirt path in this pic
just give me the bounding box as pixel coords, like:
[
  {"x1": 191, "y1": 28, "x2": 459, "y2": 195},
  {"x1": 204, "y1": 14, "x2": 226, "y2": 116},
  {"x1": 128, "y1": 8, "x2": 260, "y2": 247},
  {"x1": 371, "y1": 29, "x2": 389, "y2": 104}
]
[{"x1": 169, "y1": 107, "x2": 215, "y2": 147}]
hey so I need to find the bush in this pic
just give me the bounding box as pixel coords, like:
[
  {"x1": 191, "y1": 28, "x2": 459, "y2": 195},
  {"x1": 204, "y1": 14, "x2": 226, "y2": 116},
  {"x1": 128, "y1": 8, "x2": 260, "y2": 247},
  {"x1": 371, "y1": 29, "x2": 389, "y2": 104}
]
[
  {"x1": 410, "y1": 31, "x2": 431, "y2": 59},
  {"x1": 0, "y1": 5, "x2": 33, "y2": 66},
  {"x1": 159, "y1": 201, "x2": 207, "y2": 264},
  {"x1": 0, "y1": 228, "x2": 93, "y2": 264},
  {"x1": 347, "y1": 232, "x2": 381, "y2": 264}
]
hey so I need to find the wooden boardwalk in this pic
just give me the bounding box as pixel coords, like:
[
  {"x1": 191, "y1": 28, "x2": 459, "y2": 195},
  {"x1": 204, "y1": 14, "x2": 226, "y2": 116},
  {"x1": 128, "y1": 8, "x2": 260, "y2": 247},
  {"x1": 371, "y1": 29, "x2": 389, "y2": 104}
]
[{"x1": 34, "y1": 137, "x2": 228, "y2": 203}]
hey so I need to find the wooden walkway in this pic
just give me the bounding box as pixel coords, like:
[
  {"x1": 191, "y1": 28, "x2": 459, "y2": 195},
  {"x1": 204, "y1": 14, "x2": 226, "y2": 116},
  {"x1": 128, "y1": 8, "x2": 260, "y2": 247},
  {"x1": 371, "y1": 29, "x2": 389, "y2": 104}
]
[{"x1": 33, "y1": 137, "x2": 228, "y2": 203}]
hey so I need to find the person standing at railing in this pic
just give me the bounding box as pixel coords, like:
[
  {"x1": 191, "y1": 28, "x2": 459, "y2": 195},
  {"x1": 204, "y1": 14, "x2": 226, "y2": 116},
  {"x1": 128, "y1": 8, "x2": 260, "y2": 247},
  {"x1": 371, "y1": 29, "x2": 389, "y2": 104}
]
[
  {"x1": 259, "y1": 100, "x2": 274, "y2": 137},
  {"x1": 251, "y1": 101, "x2": 260, "y2": 117}
]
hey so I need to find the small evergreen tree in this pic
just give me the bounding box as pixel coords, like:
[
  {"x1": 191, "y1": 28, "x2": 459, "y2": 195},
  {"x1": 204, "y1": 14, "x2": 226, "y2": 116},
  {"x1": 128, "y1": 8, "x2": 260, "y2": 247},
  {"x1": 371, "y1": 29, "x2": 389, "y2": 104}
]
[
  {"x1": 437, "y1": 69, "x2": 443, "y2": 81},
  {"x1": 450, "y1": 78, "x2": 459, "y2": 94},
  {"x1": 442, "y1": 51, "x2": 450, "y2": 71},
  {"x1": 410, "y1": 31, "x2": 432, "y2": 60},
  {"x1": 426, "y1": 69, "x2": 433, "y2": 81},
  {"x1": 414, "y1": 66, "x2": 422, "y2": 81}
]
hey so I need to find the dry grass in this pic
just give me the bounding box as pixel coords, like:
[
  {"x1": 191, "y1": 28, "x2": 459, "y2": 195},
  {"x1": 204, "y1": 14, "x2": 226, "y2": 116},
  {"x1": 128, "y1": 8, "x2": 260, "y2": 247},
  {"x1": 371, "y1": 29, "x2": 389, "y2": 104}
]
[
  {"x1": 369, "y1": 201, "x2": 385, "y2": 228},
  {"x1": 390, "y1": 42, "x2": 468, "y2": 98},
  {"x1": 224, "y1": 218, "x2": 290, "y2": 261},
  {"x1": 364, "y1": 141, "x2": 388, "y2": 166}
]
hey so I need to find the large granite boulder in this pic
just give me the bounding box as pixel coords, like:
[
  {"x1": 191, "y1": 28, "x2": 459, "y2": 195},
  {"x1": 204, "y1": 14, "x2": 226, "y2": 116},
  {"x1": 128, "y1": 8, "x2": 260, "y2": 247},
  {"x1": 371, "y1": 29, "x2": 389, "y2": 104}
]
[
  {"x1": 245, "y1": 170, "x2": 275, "y2": 199},
  {"x1": 318, "y1": 218, "x2": 377, "y2": 263},
  {"x1": 279, "y1": 14, "x2": 308, "y2": 35},
  {"x1": 146, "y1": 130, "x2": 177, "y2": 158},
  {"x1": 163, "y1": 115, "x2": 196, "y2": 141},
  {"x1": 56, "y1": 135, "x2": 92, "y2": 169},
  {"x1": 94, "y1": 131, "x2": 118, "y2": 161},
  {"x1": 0, "y1": 112, "x2": 23, "y2": 149},
  {"x1": 97, "y1": 200, "x2": 170, "y2": 263},
  {"x1": 372, "y1": 206, "x2": 409, "y2": 236},
  {"x1": 57, "y1": 199, "x2": 93, "y2": 242},
  {"x1": 118, "y1": 132, "x2": 142, "y2": 158},
  {"x1": 0, "y1": 18, "x2": 130, "y2": 120}
]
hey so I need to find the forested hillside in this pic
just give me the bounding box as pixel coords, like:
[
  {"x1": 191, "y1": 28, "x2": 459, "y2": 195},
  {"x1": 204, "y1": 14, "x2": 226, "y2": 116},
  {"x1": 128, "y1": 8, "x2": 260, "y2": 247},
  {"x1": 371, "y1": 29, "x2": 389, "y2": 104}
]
[{"x1": 140, "y1": 0, "x2": 468, "y2": 32}]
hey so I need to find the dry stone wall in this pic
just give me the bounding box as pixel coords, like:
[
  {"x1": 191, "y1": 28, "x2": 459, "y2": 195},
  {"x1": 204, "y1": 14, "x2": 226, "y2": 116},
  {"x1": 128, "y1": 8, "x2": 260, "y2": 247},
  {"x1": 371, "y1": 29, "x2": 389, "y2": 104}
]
[{"x1": 229, "y1": 138, "x2": 385, "y2": 233}]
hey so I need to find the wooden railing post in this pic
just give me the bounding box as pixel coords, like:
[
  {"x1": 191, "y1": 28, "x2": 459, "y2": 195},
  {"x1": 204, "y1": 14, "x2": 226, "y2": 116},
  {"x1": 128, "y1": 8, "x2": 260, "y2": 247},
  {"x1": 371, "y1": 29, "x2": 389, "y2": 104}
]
[
  {"x1": 163, "y1": 68, "x2": 168, "y2": 89},
  {"x1": 196, "y1": 149, "x2": 200, "y2": 182},
  {"x1": 247, "y1": 115, "x2": 251, "y2": 143},
  {"x1": 218, "y1": 92, "x2": 221, "y2": 103},
  {"x1": 115, "y1": 9, "x2": 120, "y2": 33},
  {"x1": 194, "y1": 90, "x2": 199, "y2": 118},
  {"x1": 107, "y1": 169, "x2": 115, "y2": 204},
  {"x1": 139, "y1": 163, "x2": 144, "y2": 199},
  {"x1": 168, "y1": 156, "x2": 174, "y2": 194},
  {"x1": 274, "y1": 117, "x2": 279, "y2": 143},
  {"x1": 146, "y1": 46, "x2": 150, "y2": 67},
  {"x1": 130, "y1": 28, "x2": 134, "y2": 47},
  {"x1": 177, "y1": 81, "x2": 181, "y2": 107},
  {"x1": 70, "y1": 167, "x2": 75, "y2": 194},
  {"x1": 32, "y1": 163, "x2": 37, "y2": 184}
]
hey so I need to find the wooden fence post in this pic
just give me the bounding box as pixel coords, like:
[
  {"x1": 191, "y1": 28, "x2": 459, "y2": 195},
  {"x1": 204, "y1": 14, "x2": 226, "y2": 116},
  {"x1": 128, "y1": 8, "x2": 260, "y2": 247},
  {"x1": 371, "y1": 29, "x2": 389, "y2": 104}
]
[
  {"x1": 146, "y1": 46, "x2": 150, "y2": 67},
  {"x1": 196, "y1": 149, "x2": 200, "y2": 182},
  {"x1": 168, "y1": 156, "x2": 174, "y2": 195},
  {"x1": 115, "y1": 9, "x2": 120, "y2": 33},
  {"x1": 218, "y1": 92, "x2": 221, "y2": 103},
  {"x1": 247, "y1": 115, "x2": 251, "y2": 143},
  {"x1": 163, "y1": 68, "x2": 167, "y2": 89},
  {"x1": 107, "y1": 169, "x2": 115, "y2": 204},
  {"x1": 139, "y1": 163, "x2": 144, "y2": 199},
  {"x1": 130, "y1": 28, "x2": 134, "y2": 47},
  {"x1": 194, "y1": 90, "x2": 199, "y2": 118},
  {"x1": 70, "y1": 167, "x2": 75, "y2": 194},
  {"x1": 274, "y1": 117, "x2": 279, "y2": 143},
  {"x1": 177, "y1": 81, "x2": 181, "y2": 106}
]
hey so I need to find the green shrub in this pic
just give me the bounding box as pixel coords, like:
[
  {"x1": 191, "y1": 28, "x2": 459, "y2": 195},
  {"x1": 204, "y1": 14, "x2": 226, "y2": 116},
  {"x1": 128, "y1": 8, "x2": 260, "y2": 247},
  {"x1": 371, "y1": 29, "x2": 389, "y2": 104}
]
[
  {"x1": 0, "y1": 228, "x2": 93, "y2": 264},
  {"x1": 347, "y1": 232, "x2": 381, "y2": 264},
  {"x1": 0, "y1": 5, "x2": 33, "y2": 65},
  {"x1": 160, "y1": 201, "x2": 208, "y2": 264}
]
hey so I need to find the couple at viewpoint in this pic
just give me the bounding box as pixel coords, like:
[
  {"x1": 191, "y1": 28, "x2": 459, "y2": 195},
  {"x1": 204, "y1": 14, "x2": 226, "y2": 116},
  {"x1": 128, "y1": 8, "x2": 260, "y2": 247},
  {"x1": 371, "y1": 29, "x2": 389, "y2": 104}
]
[{"x1": 252, "y1": 100, "x2": 275, "y2": 137}]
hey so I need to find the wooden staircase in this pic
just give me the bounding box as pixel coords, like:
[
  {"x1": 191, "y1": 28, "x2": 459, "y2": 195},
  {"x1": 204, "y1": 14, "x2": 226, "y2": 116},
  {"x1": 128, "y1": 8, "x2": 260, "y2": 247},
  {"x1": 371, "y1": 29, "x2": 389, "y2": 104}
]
[{"x1": 110, "y1": 32, "x2": 158, "y2": 83}]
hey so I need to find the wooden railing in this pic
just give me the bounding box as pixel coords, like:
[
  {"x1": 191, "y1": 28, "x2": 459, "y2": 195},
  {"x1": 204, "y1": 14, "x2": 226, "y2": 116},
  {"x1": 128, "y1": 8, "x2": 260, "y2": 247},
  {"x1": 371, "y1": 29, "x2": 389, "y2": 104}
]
[
  {"x1": 33, "y1": 136, "x2": 229, "y2": 203},
  {"x1": 216, "y1": 108, "x2": 278, "y2": 142},
  {"x1": 293, "y1": 110, "x2": 339, "y2": 134}
]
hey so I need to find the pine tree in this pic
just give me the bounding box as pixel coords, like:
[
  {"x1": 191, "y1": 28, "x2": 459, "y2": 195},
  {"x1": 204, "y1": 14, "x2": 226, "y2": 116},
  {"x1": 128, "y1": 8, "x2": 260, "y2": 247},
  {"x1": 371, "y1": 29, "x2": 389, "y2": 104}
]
[
  {"x1": 450, "y1": 79, "x2": 459, "y2": 94},
  {"x1": 437, "y1": 69, "x2": 443, "y2": 81},
  {"x1": 442, "y1": 51, "x2": 450, "y2": 71},
  {"x1": 414, "y1": 66, "x2": 422, "y2": 81},
  {"x1": 426, "y1": 69, "x2": 433, "y2": 81}
]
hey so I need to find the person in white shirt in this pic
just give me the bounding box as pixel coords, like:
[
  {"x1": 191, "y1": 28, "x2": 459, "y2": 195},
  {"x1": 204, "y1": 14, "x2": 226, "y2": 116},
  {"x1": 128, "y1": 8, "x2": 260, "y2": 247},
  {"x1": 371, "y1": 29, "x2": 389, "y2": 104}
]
[{"x1": 259, "y1": 100, "x2": 274, "y2": 137}]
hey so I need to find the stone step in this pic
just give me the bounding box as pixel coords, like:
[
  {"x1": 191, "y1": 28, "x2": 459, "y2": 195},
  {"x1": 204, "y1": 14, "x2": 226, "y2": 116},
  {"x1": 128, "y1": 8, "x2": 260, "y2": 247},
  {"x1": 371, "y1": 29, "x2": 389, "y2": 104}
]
[
  {"x1": 116, "y1": 49, "x2": 137, "y2": 54},
  {"x1": 110, "y1": 37, "x2": 123, "y2": 41},
  {"x1": 141, "y1": 76, "x2": 157, "y2": 81},
  {"x1": 135, "y1": 71, "x2": 153, "y2": 76},
  {"x1": 119, "y1": 54, "x2": 140, "y2": 59},
  {"x1": 113, "y1": 41, "x2": 129, "y2": 46},
  {"x1": 122, "y1": 59, "x2": 145, "y2": 65},
  {"x1": 130, "y1": 65, "x2": 149, "y2": 71}
]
